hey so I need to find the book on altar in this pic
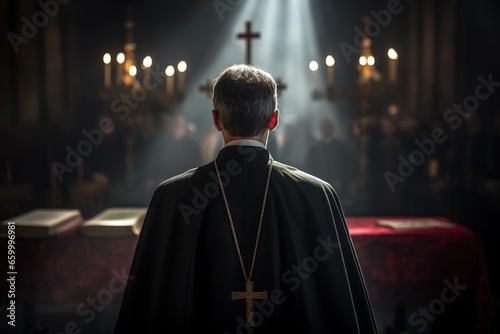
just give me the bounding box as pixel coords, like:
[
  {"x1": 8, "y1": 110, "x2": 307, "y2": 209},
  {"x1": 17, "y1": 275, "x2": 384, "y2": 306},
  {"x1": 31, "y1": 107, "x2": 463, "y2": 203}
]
[
  {"x1": 79, "y1": 207, "x2": 147, "y2": 237},
  {"x1": 376, "y1": 218, "x2": 454, "y2": 230},
  {"x1": 0, "y1": 208, "x2": 83, "y2": 238}
]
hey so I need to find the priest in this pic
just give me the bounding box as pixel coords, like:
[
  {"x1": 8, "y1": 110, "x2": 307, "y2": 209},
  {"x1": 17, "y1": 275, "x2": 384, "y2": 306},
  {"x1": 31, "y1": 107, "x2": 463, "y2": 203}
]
[{"x1": 114, "y1": 64, "x2": 378, "y2": 333}]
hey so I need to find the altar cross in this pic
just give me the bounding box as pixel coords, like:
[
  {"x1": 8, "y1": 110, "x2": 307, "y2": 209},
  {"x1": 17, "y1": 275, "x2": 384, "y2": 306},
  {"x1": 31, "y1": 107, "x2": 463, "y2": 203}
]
[
  {"x1": 237, "y1": 21, "x2": 260, "y2": 65},
  {"x1": 231, "y1": 280, "x2": 268, "y2": 327},
  {"x1": 276, "y1": 78, "x2": 287, "y2": 96},
  {"x1": 198, "y1": 79, "x2": 213, "y2": 98}
]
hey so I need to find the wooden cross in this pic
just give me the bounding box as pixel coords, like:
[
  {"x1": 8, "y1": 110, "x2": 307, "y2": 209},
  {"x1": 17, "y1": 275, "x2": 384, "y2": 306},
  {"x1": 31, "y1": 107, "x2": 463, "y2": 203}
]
[
  {"x1": 232, "y1": 280, "x2": 268, "y2": 327},
  {"x1": 198, "y1": 79, "x2": 213, "y2": 98},
  {"x1": 276, "y1": 78, "x2": 287, "y2": 97},
  {"x1": 237, "y1": 21, "x2": 260, "y2": 65}
]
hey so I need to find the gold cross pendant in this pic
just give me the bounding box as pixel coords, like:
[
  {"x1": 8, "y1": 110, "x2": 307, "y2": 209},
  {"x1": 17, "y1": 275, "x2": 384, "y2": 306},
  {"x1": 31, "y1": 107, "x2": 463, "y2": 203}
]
[{"x1": 231, "y1": 280, "x2": 268, "y2": 327}]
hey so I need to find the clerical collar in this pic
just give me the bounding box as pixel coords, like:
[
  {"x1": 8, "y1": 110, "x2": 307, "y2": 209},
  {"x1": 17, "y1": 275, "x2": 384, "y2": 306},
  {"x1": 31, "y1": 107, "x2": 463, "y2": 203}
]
[{"x1": 225, "y1": 139, "x2": 266, "y2": 149}]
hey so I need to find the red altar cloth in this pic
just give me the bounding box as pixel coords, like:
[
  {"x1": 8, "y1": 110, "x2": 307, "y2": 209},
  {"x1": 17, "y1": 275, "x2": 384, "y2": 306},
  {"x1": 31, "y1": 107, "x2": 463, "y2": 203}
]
[
  {"x1": 0, "y1": 229, "x2": 137, "y2": 303},
  {"x1": 348, "y1": 217, "x2": 492, "y2": 331},
  {"x1": 0, "y1": 216, "x2": 493, "y2": 331}
]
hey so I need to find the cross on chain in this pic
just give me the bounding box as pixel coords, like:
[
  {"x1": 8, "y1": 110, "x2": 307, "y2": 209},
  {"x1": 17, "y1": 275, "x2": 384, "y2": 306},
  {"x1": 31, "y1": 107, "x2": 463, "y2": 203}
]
[
  {"x1": 231, "y1": 280, "x2": 268, "y2": 327},
  {"x1": 237, "y1": 21, "x2": 260, "y2": 65}
]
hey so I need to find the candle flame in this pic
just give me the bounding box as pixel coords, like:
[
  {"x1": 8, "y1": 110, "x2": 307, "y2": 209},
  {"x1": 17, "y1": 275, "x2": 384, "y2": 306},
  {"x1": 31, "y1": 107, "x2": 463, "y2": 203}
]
[
  {"x1": 129, "y1": 65, "x2": 137, "y2": 77},
  {"x1": 388, "y1": 48, "x2": 398, "y2": 60},
  {"x1": 309, "y1": 61, "x2": 319, "y2": 72},
  {"x1": 165, "y1": 65, "x2": 175, "y2": 77},
  {"x1": 117, "y1": 53, "x2": 125, "y2": 64},
  {"x1": 103, "y1": 53, "x2": 111, "y2": 64},
  {"x1": 325, "y1": 55, "x2": 335, "y2": 67},
  {"x1": 143, "y1": 56, "x2": 152, "y2": 68},
  {"x1": 177, "y1": 61, "x2": 187, "y2": 73}
]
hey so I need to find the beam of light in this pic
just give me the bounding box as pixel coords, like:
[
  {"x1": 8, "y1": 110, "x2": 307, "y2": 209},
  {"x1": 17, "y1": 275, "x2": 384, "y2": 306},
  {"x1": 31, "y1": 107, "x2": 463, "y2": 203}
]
[
  {"x1": 181, "y1": 0, "x2": 261, "y2": 131},
  {"x1": 180, "y1": 0, "x2": 341, "y2": 139}
]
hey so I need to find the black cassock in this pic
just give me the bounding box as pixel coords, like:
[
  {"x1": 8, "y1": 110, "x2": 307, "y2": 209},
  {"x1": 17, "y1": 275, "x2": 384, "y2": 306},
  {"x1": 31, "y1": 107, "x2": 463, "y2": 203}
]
[{"x1": 114, "y1": 145, "x2": 377, "y2": 333}]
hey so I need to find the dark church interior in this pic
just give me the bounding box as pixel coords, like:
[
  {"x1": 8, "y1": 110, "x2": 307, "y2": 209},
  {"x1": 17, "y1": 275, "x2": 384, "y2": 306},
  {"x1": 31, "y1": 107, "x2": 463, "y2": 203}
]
[{"x1": 1, "y1": 0, "x2": 500, "y2": 332}]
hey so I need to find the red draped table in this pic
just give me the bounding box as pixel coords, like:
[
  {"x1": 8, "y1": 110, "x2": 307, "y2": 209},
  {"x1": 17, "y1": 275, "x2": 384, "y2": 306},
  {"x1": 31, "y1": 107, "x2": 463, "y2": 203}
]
[
  {"x1": 0, "y1": 216, "x2": 493, "y2": 333},
  {"x1": 348, "y1": 217, "x2": 493, "y2": 333}
]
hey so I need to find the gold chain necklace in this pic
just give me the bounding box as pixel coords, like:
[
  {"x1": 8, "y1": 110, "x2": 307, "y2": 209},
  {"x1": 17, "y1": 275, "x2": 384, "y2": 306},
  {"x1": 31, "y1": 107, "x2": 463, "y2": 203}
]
[{"x1": 213, "y1": 157, "x2": 273, "y2": 327}]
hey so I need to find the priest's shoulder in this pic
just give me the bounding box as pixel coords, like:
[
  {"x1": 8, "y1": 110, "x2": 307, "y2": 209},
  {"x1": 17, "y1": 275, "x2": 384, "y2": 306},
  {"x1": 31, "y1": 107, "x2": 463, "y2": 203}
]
[
  {"x1": 273, "y1": 161, "x2": 334, "y2": 190},
  {"x1": 154, "y1": 162, "x2": 214, "y2": 192}
]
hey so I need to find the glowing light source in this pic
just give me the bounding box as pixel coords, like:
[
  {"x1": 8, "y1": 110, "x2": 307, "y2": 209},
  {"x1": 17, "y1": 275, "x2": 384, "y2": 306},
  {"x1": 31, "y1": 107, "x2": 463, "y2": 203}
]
[
  {"x1": 165, "y1": 65, "x2": 175, "y2": 97},
  {"x1": 103, "y1": 53, "x2": 111, "y2": 64},
  {"x1": 165, "y1": 65, "x2": 175, "y2": 77},
  {"x1": 103, "y1": 53, "x2": 112, "y2": 88},
  {"x1": 325, "y1": 55, "x2": 335, "y2": 67},
  {"x1": 359, "y1": 56, "x2": 367, "y2": 66},
  {"x1": 309, "y1": 61, "x2": 319, "y2": 72},
  {"x1": 387, "y1": 49, "x2": 398, "y2": 83},
  {"x1": 177, "y1": 61, "x2": 187, "y2": 73},
  {"x1": 367, "y1": 56, "x2": 375, "y2": 66},
  {"x1": 129, "y1": 65, "x2": 137, "y2": 77},
  {"x1": 142, "y1": 56, "x2": 152, "y2": 68},
  {"x1": 388, "y1": 48, "x2": 398, "y2": 60},
  {"x1": 116, "y1": 53, "x2": 125, "y2": 64}
]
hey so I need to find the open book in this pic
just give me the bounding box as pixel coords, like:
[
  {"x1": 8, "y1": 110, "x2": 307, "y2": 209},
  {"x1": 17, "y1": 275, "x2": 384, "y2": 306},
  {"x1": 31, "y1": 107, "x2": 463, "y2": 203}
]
[
  {"x1": 376, "y1": 218, "x2": 454, "y2": 230},
  {"x1": 79, "y1": 207, "x2": 147, "y2": 237},
  {"x1": 0, "y1": 209, "x2": 82, "y2": 238}
]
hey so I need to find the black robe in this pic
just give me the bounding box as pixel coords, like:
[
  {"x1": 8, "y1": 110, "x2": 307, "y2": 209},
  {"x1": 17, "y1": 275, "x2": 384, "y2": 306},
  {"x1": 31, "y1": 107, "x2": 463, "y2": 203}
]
[{"x1": 114, "y1": 145, "x2": 377, "y2": 333}]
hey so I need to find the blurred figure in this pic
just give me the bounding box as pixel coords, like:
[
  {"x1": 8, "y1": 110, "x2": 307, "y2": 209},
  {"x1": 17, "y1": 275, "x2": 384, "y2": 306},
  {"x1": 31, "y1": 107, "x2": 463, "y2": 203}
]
[
  {"x1": 133, "y1": 109, "x2": 158, "y2": 201},
  {"x1": 156, "y1": 111, "x2": 202, "y2": 180},
  {"x1": 132, "y1": 110, "x2": 202, "y2": 205},
  {"x1": 84, "y1": 115, "x2": 125, "y2": 185},
  {"x1": 374, "y1": 117, "x2": 407, "y2": 215},
  {"x1": 487, "y1": 114, "x2": 500, "y2": 180},
  {"x1": 452, "y1": 112, "x2": 490, "y2": 230},
  {"x1": 280, "y1": 120, "x2": 313, "y2": 170},
  {"x1": 305, "y1": 118, "x2": 356, "y2": 204},
  {"x1": 199, "y1": 128, "x2": 224, "y2": 164}
]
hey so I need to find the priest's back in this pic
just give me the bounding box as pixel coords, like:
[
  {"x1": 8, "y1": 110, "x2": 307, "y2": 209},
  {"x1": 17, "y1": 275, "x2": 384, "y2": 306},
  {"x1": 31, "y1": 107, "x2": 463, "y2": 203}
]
[
  {"x1": 114, "y1": 64, "x2": 377, "y2": 333},
  {"x1": 114, "y1": 145, "x2": 377, "y2": 333}
]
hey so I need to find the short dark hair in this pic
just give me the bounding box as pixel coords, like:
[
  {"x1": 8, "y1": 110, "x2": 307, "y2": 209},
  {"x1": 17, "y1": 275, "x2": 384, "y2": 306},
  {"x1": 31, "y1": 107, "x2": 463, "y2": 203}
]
[{"x1": 212, "y1": 64, "x2": 277, "y2": 137}]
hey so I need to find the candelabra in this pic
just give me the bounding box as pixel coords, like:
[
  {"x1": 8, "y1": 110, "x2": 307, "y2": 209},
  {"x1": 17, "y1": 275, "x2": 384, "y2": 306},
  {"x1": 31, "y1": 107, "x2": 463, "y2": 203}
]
[
  {"x1": 97, "y1": 10, "x2": 189, "y2": 190},
  {"x1": 99, "y1": 12, "x2": 188, "y2": 105},
  {"x1": 309, "y1": 26, "x2": 401, "y2": 214}
]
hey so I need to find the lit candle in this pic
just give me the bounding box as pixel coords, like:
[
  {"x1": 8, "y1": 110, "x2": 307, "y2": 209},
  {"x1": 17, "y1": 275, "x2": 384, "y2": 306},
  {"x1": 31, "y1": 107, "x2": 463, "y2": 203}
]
[
  {"x1": 367, "y1": 55, "x2": 375, "y2": 66},
  {"x1": 165, "y1": 65, "x2": 175, "y2": 98},
  {"x1": 103, "y1": 53, "x2": 111, "y2": 89},
  {"x1": 387, "y1": 48, "x2": 398, "y2": 83},
  {"x1": 129, "y1": 65, "x2": 137, "y2": 86},
  {"x1": 325, "y1": 55, "x2": 335, "y2": 91},
  {"x1": 309, "y1": 60, "x2": 319, "y2": 91},
  {"x1": 177, "y1": 61, "x2": 187, "y2": 95},
  {"x1": 116, "y1": 53, "x2": 125, "y2": 85},
  {"x1": 358, "y1": 56, "x2": 367, "y2": 84},
  {"x1": 142, "y1": 56, "x2": 152, "y2": 84}
]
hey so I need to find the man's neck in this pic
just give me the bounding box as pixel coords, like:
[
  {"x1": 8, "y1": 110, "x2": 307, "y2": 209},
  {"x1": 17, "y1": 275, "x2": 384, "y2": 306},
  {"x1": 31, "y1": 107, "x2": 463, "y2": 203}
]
[
  {"x1": 223, "y1": 132, "x2": 269, "y2": 148},
  {"x1": 225, "y1": 138, "x2": 266, "y2": 148}
]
